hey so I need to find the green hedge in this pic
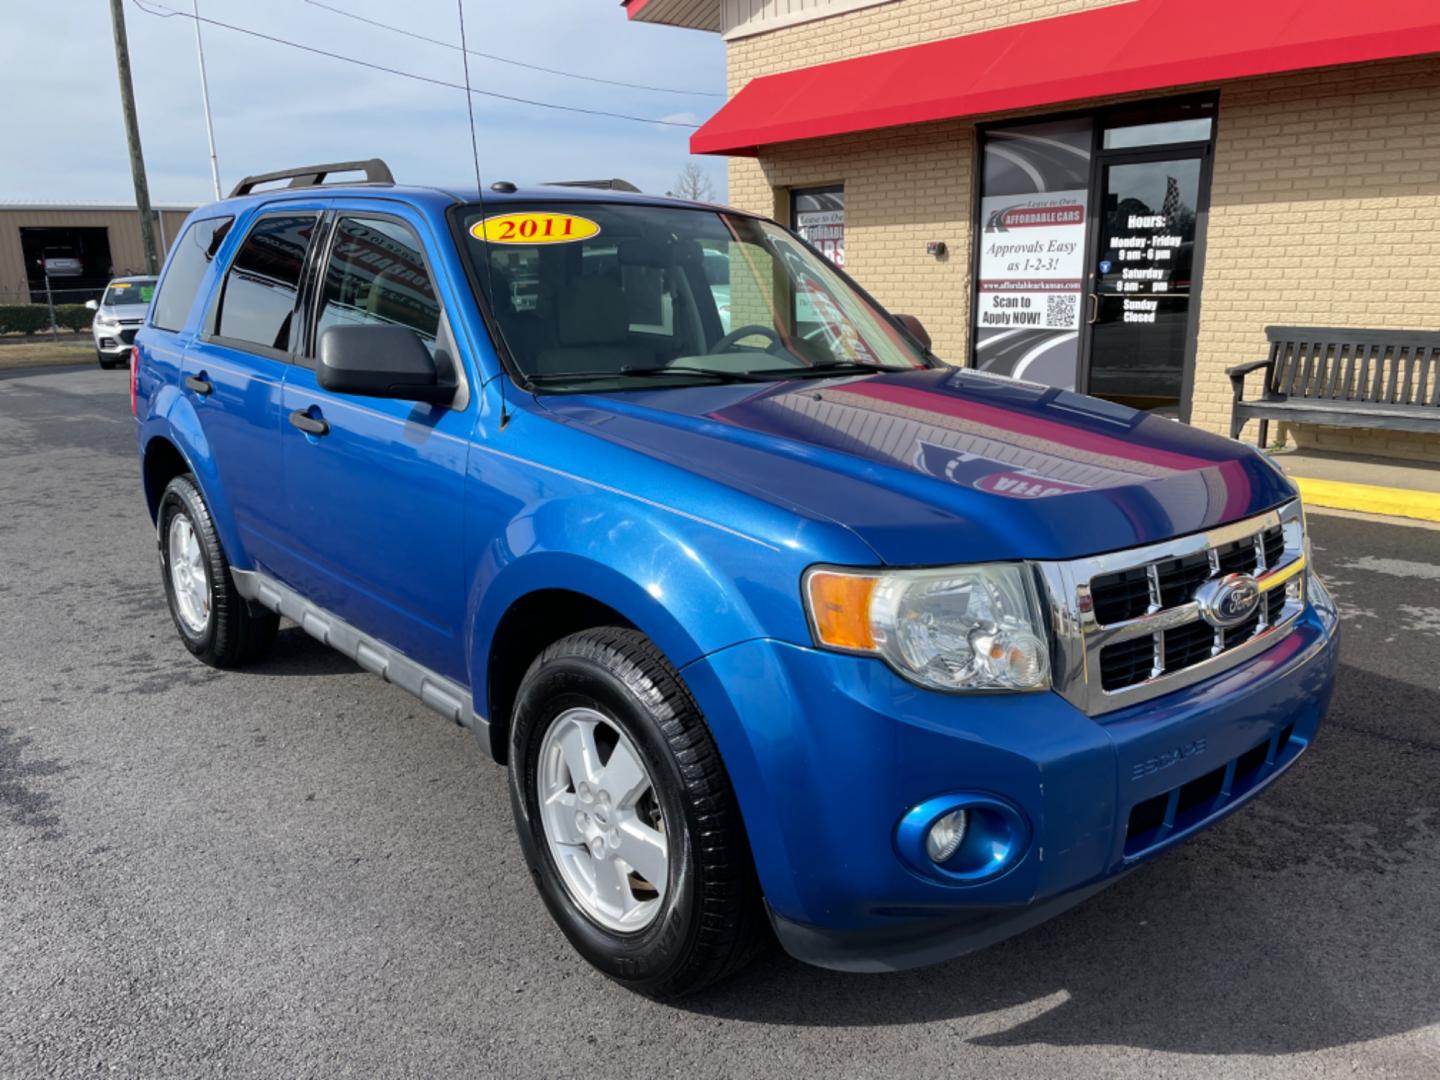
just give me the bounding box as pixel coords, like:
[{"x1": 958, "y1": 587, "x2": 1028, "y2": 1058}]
[
  {"x1": 55, "y1": 304, "x2": 92, "y2": 332},
  {"x1": 0, "y1": 304, "x2": 93, "y2": 335}
]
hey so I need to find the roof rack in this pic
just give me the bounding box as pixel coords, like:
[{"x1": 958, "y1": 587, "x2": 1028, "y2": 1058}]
[
  {"x1": 544, "y1": 178, "x2": 642, "y2": 193},
  {"x1": 227, "y1": 159, "x2": 395, "y2": 199}
]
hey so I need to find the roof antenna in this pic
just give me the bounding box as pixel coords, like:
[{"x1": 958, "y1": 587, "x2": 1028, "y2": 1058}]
[{"x1": 456, "y1": 0, "x2": 509, "y2": 429}]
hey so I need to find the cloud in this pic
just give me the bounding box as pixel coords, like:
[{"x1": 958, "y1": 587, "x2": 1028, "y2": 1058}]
[{"x1": 0, "y1": 0, "x2": 726, "y2": 203}]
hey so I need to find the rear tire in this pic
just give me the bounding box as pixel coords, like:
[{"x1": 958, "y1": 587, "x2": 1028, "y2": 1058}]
[
  {"x1": 157, "y1": 474, "x2": 278, "y2": 668},
  {"x1": 509, "y1": 628, "x2": 767, "y2": 997}
]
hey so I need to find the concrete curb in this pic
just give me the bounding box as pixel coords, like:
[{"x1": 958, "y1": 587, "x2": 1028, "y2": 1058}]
[{"x1": 1292, "y1": 476, "x2": 1440, "y2": 524}]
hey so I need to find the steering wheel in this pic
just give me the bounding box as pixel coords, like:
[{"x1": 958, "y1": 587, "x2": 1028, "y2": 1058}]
[{"x1": 709, "y1": 324, "x2": 782, "y2": 354}]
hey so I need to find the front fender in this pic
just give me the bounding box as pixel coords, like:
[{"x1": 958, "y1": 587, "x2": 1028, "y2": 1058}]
[
  {"x1": 466, "y1": 489, "x2": 794, "y2": 720},
  {"x1": 472, "y1": 552, "x2": 709, "y2": 671},
  {"x1": 139, "y1": 388, "x2": 247, "y2": 571}
]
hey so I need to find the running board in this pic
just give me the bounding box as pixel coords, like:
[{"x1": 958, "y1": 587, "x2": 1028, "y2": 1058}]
[{"x1": 231, "y1": 568, "x2": 494, "y2": 759}]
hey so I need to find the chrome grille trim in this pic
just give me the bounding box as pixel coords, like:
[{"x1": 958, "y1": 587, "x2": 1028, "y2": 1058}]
[{"x1": 1037, "y1": 501, "x2": 1306, "y2": 717}]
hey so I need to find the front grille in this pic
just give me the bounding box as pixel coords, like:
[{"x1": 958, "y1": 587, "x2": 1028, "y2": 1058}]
[
  {"x1": 1163, "y1": 620, "x2": 1215, "y2": 670},
  {"x1": 1222, "y1": 610, "x2": 1260, "y2": 649},
  {"x1": 1083, "y1": 518, "x2": 1301, "y2": 697},
  {"x1": 1091, "y1": 566, "x2": 1149, "y2": 625},
  {"x1": 1089, "y1": 524, "x2": 1286, "y2": 625},
  {"x1": 1263, "y1": 527, "x2": 1284, "y2": 569},
  {"x1": 1100, "y1": 637, "x2": 1153, "y2": 691},
  {"x1": 1099, "y1": 581, "x2": 1295, "y2": 692},
  {"x1": 1041, "y1": 503, "x2": 1308, "y2": 716},
  {"x1": 1125, "y1": 722, "x2": 1299, "y2": 856},
  {"x1": 120, "y1": 328, "x2": 138, "y2": 345},
  {"x1": 1156, "y1": 552, "x2": 1211, "y2": 609}
]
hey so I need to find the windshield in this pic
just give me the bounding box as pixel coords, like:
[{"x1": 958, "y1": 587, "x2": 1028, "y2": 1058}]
[
  {"x1": 457, "y1": 202, "x2": 929, "y2": 391},
  {"x1": 103, "y1": 279, "x2": 156, "y2": 307}
]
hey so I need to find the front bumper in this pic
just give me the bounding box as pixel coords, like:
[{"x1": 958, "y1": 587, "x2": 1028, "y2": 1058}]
[
  {"x1": 93, "y1": 326, "x2": 138, "y2": 354},
  {"x1": 680, "y1": 574, "x2": 1339, "y2": 972}
]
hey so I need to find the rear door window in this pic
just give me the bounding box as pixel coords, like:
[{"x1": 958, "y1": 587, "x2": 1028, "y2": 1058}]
[
  {"x1": 150, "y1": 216, "x2": 232, "y2": 332},
  {"x1": 314, "y1": 216, "x2": 441, "y2": 349},
  {"x1": 213, "y1": 214, "x2": 318, "y2": 353}
]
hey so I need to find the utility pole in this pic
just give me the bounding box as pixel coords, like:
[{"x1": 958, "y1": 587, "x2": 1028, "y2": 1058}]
[
  {"x1": 108, "y1": 0, "x2": 160, "y2": 275},
  {"x1": 192, "y1": 0, "x2": 222, "y2": 200}
]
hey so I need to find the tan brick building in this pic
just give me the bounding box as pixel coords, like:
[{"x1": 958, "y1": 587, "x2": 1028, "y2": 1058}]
[{"x1": 623, "y1": 0, "x2": 1440, "y2": 463}]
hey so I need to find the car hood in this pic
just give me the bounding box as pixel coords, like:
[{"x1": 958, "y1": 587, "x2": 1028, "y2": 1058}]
[
  {"x1": 99, "y1": 303, "x2": 150, "y2": 319},
  {"x1": 534, "y1": 367, "x2": 1295, "y2": 565}
]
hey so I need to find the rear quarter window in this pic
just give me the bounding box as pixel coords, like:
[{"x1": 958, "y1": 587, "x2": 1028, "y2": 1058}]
[{"x1": 150, "y1": 216, "x2": 233, "y2": 332}]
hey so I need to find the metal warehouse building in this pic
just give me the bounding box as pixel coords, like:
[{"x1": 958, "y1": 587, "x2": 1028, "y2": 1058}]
[
  {"x1": 0, "y1": 205, "x2": 192, "y2": 306},
  {"x1": 624, "y1": 0, "x2": 1440, "y2": 465}
]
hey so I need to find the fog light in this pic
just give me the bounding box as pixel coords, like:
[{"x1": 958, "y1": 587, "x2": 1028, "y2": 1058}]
[
  {"x1": 925, "y1": 809, "x2": 968, "y2": 863},
  {"x1": 897, "y1": 794, "x2": 1030, "y2": 883}
]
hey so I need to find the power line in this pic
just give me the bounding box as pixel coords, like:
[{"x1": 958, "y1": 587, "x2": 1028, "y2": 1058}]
[
  {"x1": 301, "y1": 0, "x2": 721, "y2": 99},
  {"x1": 129, "y1": 0, "x2": 702, "y2": 128}
]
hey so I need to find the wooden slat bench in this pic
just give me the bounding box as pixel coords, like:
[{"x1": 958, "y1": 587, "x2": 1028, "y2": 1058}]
[{"x1": 1228, "y1": 326, "x2": 1440, "y2": 445}]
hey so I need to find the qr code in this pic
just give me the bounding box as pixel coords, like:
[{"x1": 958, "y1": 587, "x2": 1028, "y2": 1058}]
[{"x1": 1046, "y1": 294, "x2": 1078, "y2": 328}]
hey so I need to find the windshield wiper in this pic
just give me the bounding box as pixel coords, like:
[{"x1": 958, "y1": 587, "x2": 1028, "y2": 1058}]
[{"x1": 526, "y1": 365, "x2": 771, "y2": 387}]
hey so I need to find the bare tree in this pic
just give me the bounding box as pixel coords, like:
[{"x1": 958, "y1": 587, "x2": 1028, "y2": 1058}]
[{"x1": 670, "y1": 163, "x2": 716, "y2": 202}]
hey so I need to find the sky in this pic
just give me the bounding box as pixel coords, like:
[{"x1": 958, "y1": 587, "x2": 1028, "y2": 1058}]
[{"x1": 0, "y1": 0, "x2": 727, "y2": 206}]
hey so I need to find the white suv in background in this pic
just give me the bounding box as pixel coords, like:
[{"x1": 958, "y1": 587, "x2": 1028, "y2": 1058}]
[{"x1": 87, "y1": 276, "x2": 156, "y2": 369}]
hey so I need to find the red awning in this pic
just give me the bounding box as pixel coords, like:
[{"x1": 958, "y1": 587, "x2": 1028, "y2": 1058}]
[{"x1": 691, "y1": 0, "x2": 1440, "y2": 155}]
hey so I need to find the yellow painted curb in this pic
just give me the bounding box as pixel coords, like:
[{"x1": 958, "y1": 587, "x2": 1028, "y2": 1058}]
[{"x1": 1291, "y1": 476, "x2": 1440, "y2": 524}]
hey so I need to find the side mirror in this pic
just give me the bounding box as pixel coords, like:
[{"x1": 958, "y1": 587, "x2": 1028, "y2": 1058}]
[
  {"x1": 317, "y1": 324, "x2": 453, "y2": 404},
  {"x1": 85, "y1": 299, "x2": 99, "y2": 311},
  {"x1": 895, "y1": 313, "x2": 931, "y2": 353}
]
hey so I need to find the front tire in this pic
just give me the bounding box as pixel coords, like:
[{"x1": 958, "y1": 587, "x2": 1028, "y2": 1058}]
[
  {"x1": 157, "y1": 474, "x2": 278, "y2": 668},
  {"x1": 509, "y1": 628, "x2": 766, "y2": 997},
  {"x1": 97, "y1": 350, "x2": 117, "y2": 369}
]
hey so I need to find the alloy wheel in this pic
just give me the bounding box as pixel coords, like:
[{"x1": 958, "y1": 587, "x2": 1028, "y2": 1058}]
[{"x1": 536, "y1": 706, "x2": 669, "y2": 933}]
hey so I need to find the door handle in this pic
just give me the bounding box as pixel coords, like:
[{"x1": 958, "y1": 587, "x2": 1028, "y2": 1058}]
[
  {"x1": 184, "y1": 374, "x2": 212, "y2": 396},
  {"x1": 288, "y1": 408, "x2": 330, "y2": 437},
  {"x1": 1086, "y1": 293, "x2": 1101, "y2": 325}
]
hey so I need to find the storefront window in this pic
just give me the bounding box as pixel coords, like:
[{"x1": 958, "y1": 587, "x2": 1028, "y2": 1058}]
[
  {"x1": 792, "y1": 186, "x2": 845, "y2": 267},
  {"x1": 973, "y1": 118, "x2": 1093, "y2": 389},
  {"x1": 1103, "y1": 117, "x2": 1213, "y2": 149}
]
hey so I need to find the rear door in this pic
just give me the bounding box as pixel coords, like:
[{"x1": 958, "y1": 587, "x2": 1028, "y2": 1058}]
[
  {"x1": 185, "y1": 205, "x2": 325, "y2": 571},
  {"x1": 142, "y1": 215, "x2": 234, "y2": 425},
  {"x1": 277, "y1": 201, "x2": 474, "y2": 682}
]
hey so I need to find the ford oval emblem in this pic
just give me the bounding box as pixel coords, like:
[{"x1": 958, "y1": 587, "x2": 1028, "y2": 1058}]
[{"x1": 1195, "y1": 574, "x2": 1262, "y2": 629}]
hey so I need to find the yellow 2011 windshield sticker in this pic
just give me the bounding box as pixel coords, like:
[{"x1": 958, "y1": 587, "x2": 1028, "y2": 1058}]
[{"x1": 470, "y1": 212, "x2": 600, "y2": 245}]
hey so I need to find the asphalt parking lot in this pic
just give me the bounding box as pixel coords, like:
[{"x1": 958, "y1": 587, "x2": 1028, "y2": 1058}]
[{"x1": 3, "y1": 366, "x2": 1438, "y2": 1079}]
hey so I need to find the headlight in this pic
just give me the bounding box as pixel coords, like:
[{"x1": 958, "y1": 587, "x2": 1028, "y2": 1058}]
[{"x1": 803, "y1": 564, "x2": 1051, "y2": 692}]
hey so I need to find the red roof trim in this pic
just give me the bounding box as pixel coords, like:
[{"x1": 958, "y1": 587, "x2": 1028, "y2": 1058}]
[{"x1": 692, "y1": 0, "x2": 1440, "y2": 155}]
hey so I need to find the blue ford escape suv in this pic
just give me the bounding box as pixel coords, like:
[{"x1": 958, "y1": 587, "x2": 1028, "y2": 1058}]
[{"x1": 133, "y1": 159, "x2": 1339, "y2": 996}]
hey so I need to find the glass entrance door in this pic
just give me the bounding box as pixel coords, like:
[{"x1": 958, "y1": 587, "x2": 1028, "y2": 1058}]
[{"x1": 1083, "y1": 152, "x2": 1205, "y2": 412}]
